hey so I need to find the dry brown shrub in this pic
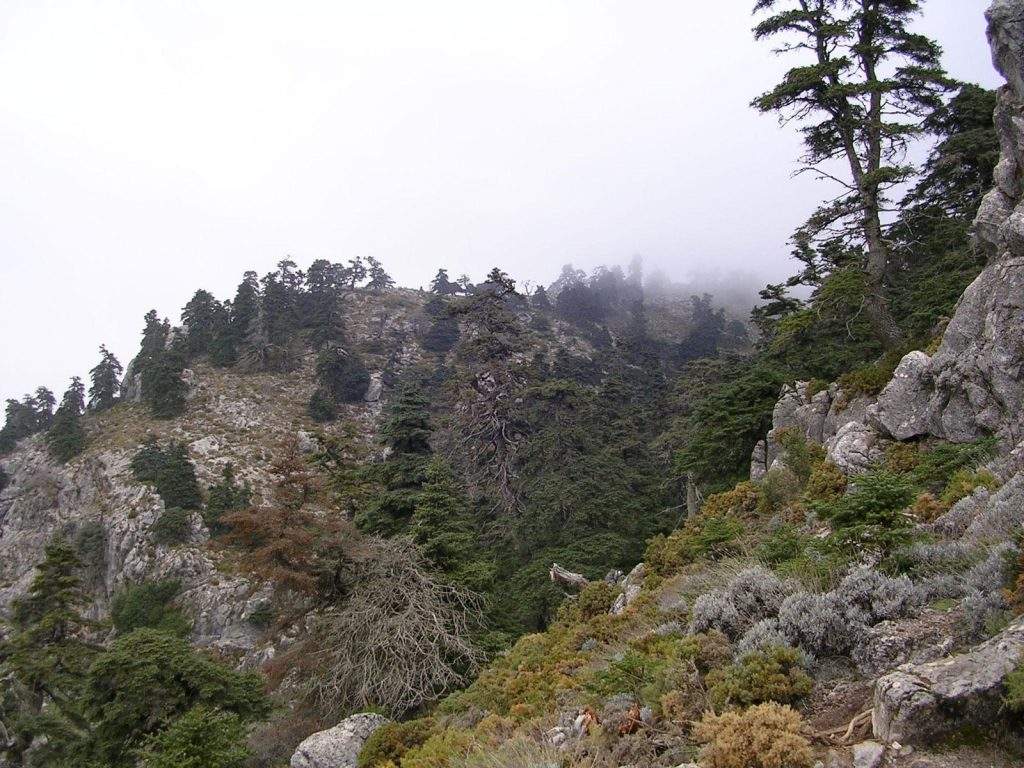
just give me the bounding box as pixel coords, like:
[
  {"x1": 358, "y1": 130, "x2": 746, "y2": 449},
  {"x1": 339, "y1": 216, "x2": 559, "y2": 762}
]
[{"x1": 693, "y1": 702, "x2": 813, "y2": 768}]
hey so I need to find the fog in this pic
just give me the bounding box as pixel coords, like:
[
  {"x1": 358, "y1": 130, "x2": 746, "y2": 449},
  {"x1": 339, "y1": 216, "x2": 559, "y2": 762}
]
[{"x1": 0, "y1": 0, "x2": 999, "y2": 404}]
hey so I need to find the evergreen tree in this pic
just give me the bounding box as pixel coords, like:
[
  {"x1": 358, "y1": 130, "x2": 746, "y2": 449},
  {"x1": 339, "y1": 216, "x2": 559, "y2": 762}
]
[
  {"x1": 204, "y1": 463, "x2": 251, "y2": 534},
  {"x1": 365, "y1": 256, "x2": 395, "y2": 292},
  {"x1": 531, "y1": 285, "x2": 552, "y2": 312},
  {"x1": 412, "y1": 457, "x2": 493, "y2": 592},
  {"x1": 46, "y1": 377, "x2": 87, "y2": 463},
  {"x1": 382, "y1": 384, "x2": 432, "y2": 455},
  {"x1": 88, "y1": 345, "x2": 123, "y2": 411},
  {"x1": 345, "y1": 256, "x2": 367, "y2": 289},
  {"x1": 1, "y1": 537, "x2": 96, "y2": 765},
  {"x1": 421, "y1": 297, "x2": 460, "y2": 354},
  {"x1": 181, "y1": 290, "x2": 227, "y2": 359},
  {"x1": 0, "y1": 390, "x2": 54, "y2": 454},
  {"x1": 315, "y1": 346, "x2": 370, "y2": 403},
  {"x1": 130, "y1": 440, "x2": 203, "y2": 510},
  {"x1": 307, "y1": 387, "x2": 337, "y2": 423},
  {"x1": 212, "y1": 272, "x2": 260, "y2": 366},
  {"x1": 305, "y1": 259, "x2": 347, "y2": 348},
  {"x1": 430, "y1": 268, "x2": 460, "y2": 295},
  {"x1": 33, "y1": 387, "x2": 56, "y2": 428},
  {"x1": 752, "y1": 0, "x2": 954, "y2": 348}
]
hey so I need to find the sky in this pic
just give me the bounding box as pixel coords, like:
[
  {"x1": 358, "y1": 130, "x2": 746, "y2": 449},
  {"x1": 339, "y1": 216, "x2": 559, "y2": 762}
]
[{"x1": 0, "y1": 0, "x2": 1000, "y2": 405}]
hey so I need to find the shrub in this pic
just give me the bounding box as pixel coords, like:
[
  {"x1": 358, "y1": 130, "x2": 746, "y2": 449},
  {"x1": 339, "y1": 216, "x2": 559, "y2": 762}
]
[
  {"x1": 705, "y1": 646, "x2": 812, "y2": 710},
  {"x1": 693, "y1": 702, "x2": 813, "y2": 768},
  {"x1": 689, "y1": 591, "x2": 741, "y2": 640},
  {"x1": 137, "y1": 705, "x2": 249, "y2": 768},
  {"x1": 940, "y1": 469, "x2": 1000, "y2": 508},
  {"x1": 358, "y1": 718, "x2": 437, "y2": 768},
  {"x1": 910, "y1": 437, "x2": 998, "y2": 494},
  {"x1": 75, "y1": 521, "x2": 107, "y2": 570},
  {"x1": 813, "y1": 470, "x2": 916, "y2": 556},
  {"x1": 911, "y1": 492, "x2": 944, "y2": 521},
  {"x1": 151, "y1": 507, "x2": 190, "y2": 546},
  {"x1": 703, "y1": 482, "x2": 762, "y2": 518},
  {"x1": 735, "y1": 620, "x2": 791, "y2": 658},
  {"x1": 399, "y1": 729, "x2": 477, "y2": 768},
  {"x1": 775, "y1": 428, "x2": 825, "y2": 483},
  {"x1": 758, "y1": 468, "x2": 802, "y2": 514},
  {"x1": 725, "y1": 566, "x2": 790, "y2": 628},
  {"x1": 1003, "y1": 655, "x2": 1024, "y2": 714},
  {"x1": 317, "y1": 347, "x2": 371, "y2": 403},
  {"x1": 758, "y1": 524, "x2": 806, "y2": 565},
  {"x1": 884, "y1": 443, "x2": 920, "y2": 474},
  {"x1": 645, "y1": 513, "x2": 744, "y2": 576},
  {"x1": 777, "y1": 592, "x2": 853, "y2": 657},
  {"x1": 804, "y1": 460, "x2": 847, "y2": 503},
  {"x1": 307, "y1": 388, "x2": 337, "y2": 423},
  {"x1": 838, "y1": 354, "x2": 901, "y2": 398},
  {"x1": 960, "y1": 589, "x2": 1009, "y2": 640},
  {"x1": 111, "y1": 579, "x2": 191, "y2": 636},
  {"x1": 559, "y1": 580, "x2": 617, "y2": 624},
  {"x1": 832, "y1": 567, "x2": 917, "y2": 625}
]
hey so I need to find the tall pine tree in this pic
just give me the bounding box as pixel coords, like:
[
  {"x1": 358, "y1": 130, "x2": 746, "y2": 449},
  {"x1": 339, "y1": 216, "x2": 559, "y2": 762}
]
[
  {"x1": 88, "y1": 345, "x2": 123, "y2": 411},
  {"x1": 46, "y1": 378, "x2": 87, "y2": 463}
]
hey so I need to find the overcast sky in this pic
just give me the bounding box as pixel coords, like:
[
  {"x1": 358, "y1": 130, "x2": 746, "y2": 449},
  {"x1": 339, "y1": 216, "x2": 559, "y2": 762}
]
[{"x1": 0, "y1": 0, "x2": 999, "y2": 405}]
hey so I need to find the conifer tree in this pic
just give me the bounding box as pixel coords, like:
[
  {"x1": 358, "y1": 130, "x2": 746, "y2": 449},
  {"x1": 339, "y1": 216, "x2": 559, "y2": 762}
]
[
  {"x1": 315, "y1": 346, "x2": 370, "y2": 403},
  {"x1": 382, "y1": 384, "x2": 432, "y2": 455},
  {"x1": 421, "y1": 297, "x2": 460, "y2": 354},
  {"x1": 430, "y1": 268, "x2": 460, "y2": 295},
  {"x1": 204, "y1": 462, "x2": 251, "y2": 534},
  {"x1": 33, "y1": 387, "x2": 56, "y2": 428},
  {"x1": 531, "y1": 285, "x2": 552, "y2": 312},
  {"x1": 345, "y1": 256, "x2": 367, "y2": 289},
  {"x1": 307, "y1": 387, "x2": 337, "y2": 423},
  {"x1": 752, "y1": 0, "x2": 954, "y2": 348},
  {"x1": 46, "y1": 377, "x2": 87, "y2": 463},
  {"x1": 365, "y1": 256, "x2": 395, "y2": 292},
  {"x1": 212, "y1": 271, "x2": 260, "y2": 366},
  {"x1": 181, "y1": 289, "x2": 227, "y2": 359},
  {"x1": 88, "y1": 345, "x2": 123, "y2": 411},
  {"x1": 1, "y1": 537, "x2": 96, "y2": 764}
]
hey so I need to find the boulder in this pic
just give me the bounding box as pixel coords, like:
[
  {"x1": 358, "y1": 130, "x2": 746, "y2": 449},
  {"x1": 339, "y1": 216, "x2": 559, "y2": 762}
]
[
  {"x1": 826, "y1": 422, "x2": 886, "y2": 475},
  {"x1": 873, "y1": 352, "x2": 934, "y2": 440},
  {"x1": 290, "y1": 713, "x2": 390, "y2": 768},
  {"x1": 852, "y1": 741, "x2": 884, "y2": 768},
  {"x1": 872, "y1": 616, "x2": 1024, "y2": 745}
]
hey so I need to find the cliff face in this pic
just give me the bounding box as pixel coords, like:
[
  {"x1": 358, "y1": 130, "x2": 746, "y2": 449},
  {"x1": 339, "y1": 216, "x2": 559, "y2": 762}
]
[{"x1": 0, "y1": 290, "x2": 431, "y2": 653}]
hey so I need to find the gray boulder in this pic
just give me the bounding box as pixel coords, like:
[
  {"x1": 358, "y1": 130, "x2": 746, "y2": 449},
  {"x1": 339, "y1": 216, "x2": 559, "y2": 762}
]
[
  {"x1": 872, "y1": 616, "x2": 1024, "y2": 745},
  {"x1": 826, "y1": 421, "x2": 887, "y2": 475},
  {"x1": 290, "y1": 713, "x2": 390, "y2": 768},
  {"x1": 873, "y1": 352, "x2": 934, "y2": 440}
]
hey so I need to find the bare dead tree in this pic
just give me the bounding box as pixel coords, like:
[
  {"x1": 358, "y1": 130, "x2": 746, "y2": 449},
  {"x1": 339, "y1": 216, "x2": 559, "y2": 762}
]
[{"x1": 306, "y1": 536, "x2": 482, "y2": 718}]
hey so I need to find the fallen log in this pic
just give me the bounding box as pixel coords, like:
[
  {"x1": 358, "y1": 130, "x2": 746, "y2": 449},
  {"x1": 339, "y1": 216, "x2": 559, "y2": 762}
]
[{"x1": 549, "y1": 562, "x2": 589, "y2": 590}]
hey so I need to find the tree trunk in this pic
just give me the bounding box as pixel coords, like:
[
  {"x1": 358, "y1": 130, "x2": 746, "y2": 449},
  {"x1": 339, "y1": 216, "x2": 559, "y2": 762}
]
[{"x1": 549, "y1": 563, "x2": 589, "y2": 590}]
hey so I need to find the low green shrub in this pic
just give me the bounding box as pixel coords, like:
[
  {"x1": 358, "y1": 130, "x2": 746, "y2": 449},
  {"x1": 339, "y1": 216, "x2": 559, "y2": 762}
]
[
  {"x1": 705, "y1": 646, "x2": 812, "y2": 711},
  {"x1": 838, "y1": 353, "x2": 903, "y2": 398},
  {"x1": 557, "y1": 581, "x2": 617, "y2": 624},
  {"x1": 358, "y1": 718, "x2": 437, "y2": 768},
  {"x1": 804, "y1": 460, "x2": 846, "y2": 503},
  {"x1": 645, "y1": 512, "x2": 744, "y2": 577},
  {"x1": 111, "y1": 579, "x2": 191, "y2": 636},
  {"x1": 1003, "y1": 655, "x2": 1024, "y2": 714},
  {"x1": 151, "y1": 507, "x2": 190, "y2": 546},
  {"x1": 939, "y1": 468, "x2": 999, "y2": 508}
]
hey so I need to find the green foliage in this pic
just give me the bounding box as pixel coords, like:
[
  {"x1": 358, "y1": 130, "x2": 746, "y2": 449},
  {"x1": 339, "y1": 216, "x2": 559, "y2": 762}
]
[
  {"x1": 804, "y1": 460, "x2": 847, "y2": 503},
  {"x1": 111, "y1": 580, "x2": 191, "y2": 637},
  {"x1": 317, "y1": 346, "x2": 370, "y2": 403},
  {"x1": 909, "y1": 437, "x2": 998, "y2": 494},
  {"x1": 837, "y1": 352, "x2": 904, "y2": 398},
  {"x1": 775, "y1": 428, "x2": 824, "y2": 484},
  {"x1": 1004, "y1": 655, "x2": 1024, "y2": 714},
  {"x1": 307, "y1": 387, "x2": 337, "y2": 422},
  {"x1": 74, "y1": 521, "x2": 106, "y2": 570},
  {"x1": 383, "y1": 385, "x2": 432, "y2": 454},
  {"x1": 645, "y1": 509, "x2": 745, "y2": 577},
  {"x1": 673, "y1": 359, "x2": 785, "y2": 489},
  {"x1": 399, "y1": 729, "x2": 477, "y2": 768},
  {"x1": 131, "y1": 440, "x2": 203, "y2": 510},
  {"x1": 358, "y1": 718, "x2": 437, "y2": 768},
  {"x1": 813, "y1": 471, "x2": 916, "y2": 556},
  {"x1": 46, "y1": 377, "x2": 87, "y2": 463},
  {"x1": 204, "y1": 463, "x2": 251, "y2": 534},
  {"x1": 81, "y1": 628, "x2": 269, "y2": 766},
  {"x1": 151, "y1": 508, "x2": 190, "y2": 546},
  {"x1": 557, "y1": 581, "x2": 617, "y2": 624},
  {"x1": 88, "y1": 345, "x2": 123, "y2": 411},
  {"x1": 939, "y1": 468, "x2": 1000, "y2": 508},
  {"x1": 705, "y1": 646, "x2": 812, "y2": 711},
  {"x1": 137, "y1": 705, "x2": 250, "y2": 768}
]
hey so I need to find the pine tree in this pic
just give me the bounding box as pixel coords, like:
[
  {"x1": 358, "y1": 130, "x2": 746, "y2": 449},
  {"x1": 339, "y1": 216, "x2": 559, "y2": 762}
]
[
  {"x1": 412, "y1": 457, "x2": 493, "y2": 591},
  {"x1": 304, "y1": 259, "x2": 347, "y2": 347},
  {"x1": 181, "y1": 289, "x2": 227, "y2": 359},
  {"x1": 33, "y1": 387, "x2": 56, "y2": 429},
  {"x1": 382, "y1": 384, "x2": 432, "y2": 455},
  {"x1": 130, "y1": 440, "x2": 202, "y2": 510},
  {"x1": 205, "y1": 463, "x2": 251, "y2": 534},
  {"x1": 531, "y1": 285, "x2": 552, "y2": 312},
  {"x1": 752, "y1": 0, "x2": 954, "y2": 348},
  {"x1": 1, "y1": 537, "x2": 96, "y2": 765},
  {"x1": 365, "y1": 256, "x2": 395, "y2": 292},
  {"x1": 345, "y1": 256, "x2": 367, "y2": 289},
  {"x1": 315, "y1": 346, "x2": 370, "y2": 403},
  {"x1": 421, "y1": 297, "x2": 460, "y2": 354},
  {"x1": 307, "y1": 387, "x2": 337, "y2": 423},
  {"x1": 430, "y1": 268, "x2": 460, "y2": 295},
  {"x1": 212, "y1": 271, "x2": 260, "y2": 367},
  {"x1": 88, "y1": 345, "x2": 123, "y2": 411},
  {"x1": 46, "y1": 377, "x2": 87, "y2": 463}
]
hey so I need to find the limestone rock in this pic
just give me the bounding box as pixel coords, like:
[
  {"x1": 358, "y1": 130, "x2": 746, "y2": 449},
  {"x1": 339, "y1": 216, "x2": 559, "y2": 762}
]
[
  {"x1": 852, "y1": 741, "x2": 884, "y2": 768},
  {"x1": 290, "y1": 713, "x2": 389, "y2": 768},
  {"x1": 872, "y1": 616, "x2": 1024, "y2": 745},
  {"x1": 873, "y1": 352, "x2": 934, "y2": 440},
  {"x1": 826, "y1": 422, "x2": 887, "y2": 476}
]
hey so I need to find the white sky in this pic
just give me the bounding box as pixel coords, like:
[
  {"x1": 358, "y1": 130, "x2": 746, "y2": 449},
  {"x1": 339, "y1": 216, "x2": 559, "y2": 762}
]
[{"x1": 0, "y1": 0, "x2": 999, "y2": 404}]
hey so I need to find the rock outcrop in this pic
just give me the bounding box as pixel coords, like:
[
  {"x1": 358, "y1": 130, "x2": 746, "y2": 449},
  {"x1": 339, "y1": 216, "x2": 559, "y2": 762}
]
[
  {"x1": 872, "y1": 616, "x2": 1024, "y2": 745},
  {"x1": 289, "y1": 713, "x2": 389, "y2": 768}
]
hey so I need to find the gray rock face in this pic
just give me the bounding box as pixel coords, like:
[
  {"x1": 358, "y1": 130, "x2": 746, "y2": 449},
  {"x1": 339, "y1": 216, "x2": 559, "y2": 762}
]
[
  {"x1": 872, "y1": 616, "x2": 1024, "y2": 744},
  {"x1": 826, "y1": 421, "x2": 887, "y2": 476},
  {"x1": 0, "y1": 442, "x2": 266, "y2": 652},
  {"x1": 290, "y1": 713, "x2": 390, "y2": 768},
  {"x1": 873, "y1": 352, "x2": 934, "y2": 441},
  {"x1": 852, "y1": 741, "x2": 885, "y2": 768}
]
